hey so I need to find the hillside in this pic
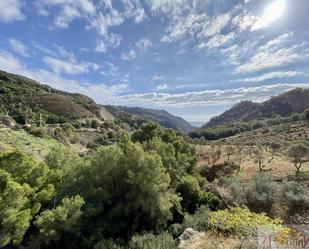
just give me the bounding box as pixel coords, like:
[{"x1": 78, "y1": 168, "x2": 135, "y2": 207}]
[
  {"x1": 203, "y1": 88, "x2": 309, "y2": 128},
  {"x1": 105, "y1": 105, "x2": 195, "y2": 133},
  {"x1": 0, "y1": 70, "x2": 194, "y2": 132},
  {"x1": 0, "y1": 70, "x2": 114, "y2": 123}
]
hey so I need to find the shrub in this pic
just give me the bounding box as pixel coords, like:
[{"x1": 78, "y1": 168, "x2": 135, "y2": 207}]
[
  {"x1": 303, "y1": 107, "x2": 309, "y2": 122},
  {"x1": 291, "y1": 113, "x2": 300, "y2": 122},
  {"x1": 208, "y1": 206, "x2": 284, "y2": 237},
  {"x1": 282, "y1": 181, "x2": 309, "y2": 216},
  {"x1": 170, "y1": 205, "x2": 210, "y2": 237},
  {"x1": 28, "y1": 127, "x2": 50, "y2": 138},
  {"x1": 244, "y1": 173, "x2": 280, "y2": 215},
  {"x1": 129, "y1": 233, "x2": 176, "y2": 249},
  {"x1": 218, "y1": 173, "x2": 281, "y2": 215},
  {"x1": 91, "y1": 119, "x2": 99, "y2": 129},
  {"x1": 69, "y1": 132, "x2": 80, "y2": 144},
  {"x1": 95, "y1": 239, "x2": 124, "y2": 249},
  {"x1": 53, "y1": 127, "x2": 66, "y2": 140},
  {"x1": 251, "y1": 121, "x2": 266, "y2": 129},
  {"x1": 287, "y1": 144, "x2": 309, "y2": 173},
  {"x1": 46, "y1": 114, "x2": 67, "y2": 124}
]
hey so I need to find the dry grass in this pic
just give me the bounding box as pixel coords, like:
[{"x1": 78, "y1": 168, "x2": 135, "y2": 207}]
[
  {"x1": 184, "y1": 232, "x2": 257, "y2": 249},
  {"x1": 196, "y1": 144, "x2": 306, "y2": 181}
]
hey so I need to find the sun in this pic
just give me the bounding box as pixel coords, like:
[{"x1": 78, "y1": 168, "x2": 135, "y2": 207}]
[{"x1": 253, "y1": 0, "x2": 286, "y2": 30}]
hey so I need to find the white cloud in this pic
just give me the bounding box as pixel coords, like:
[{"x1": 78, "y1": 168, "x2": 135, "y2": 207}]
[
  {"x1": 199, "y1": 32, "x2": 235, "y2": 49},
  {"x1": 258, "y1": 33, "x2": 292, "y2": 52},
  {"x1": 232, "y1": 71, "x2": 302, "y2": 83},
  {"x1": 154, "y1": 83, "x2": 209, "y2": 92},
  {"x1": 9, "y1": 39, "x2": 29, "y2": 57},
  {"x1": 199, "y1": 13, "x2": 231, "y2": 38},
  {"x1": 121, "y1": 38, "x2": 152, "y2": 60},
  {"x1": 54, "y1": 45, "x2": 75, "y2": 60},
  {"x1": 232, "y1": 12, "x2": 257, "y2": 31},
  {"x1": 0, "y1": 50, "x2": 25, "y2": 72},
  {"x1": 0, "y1": 50, "x2": 128, "y2": 104},
  {"x1": 36, "y1": 0, "x2": 140, "y2": 35},
  {"x1": 236, "y1": 47, "x2": 302, "y2": 73},
  {"x1": 154, "y1": 84, "x2": 169, "y2": 91},
  {"x1": 95, "y1": 33, "x2": 122, "y2": 53},
  {"x1": 54, "y1": 5, "x2": 82, "y2": 28},
  {"x1": 1, "y1": 50, "x2": 308, "y2": 110},
  {"x1": 135, "y1": 39, "x2": 152, "y2": 51},
  {"x1": 161, "y1": 11, "x2": 231, "y2": 43},
  {"x1": 37, "y1": 0, "x2": 96, "y2": 28},
  {"x1": 36, "y1": 0, "x2": 147, "y2": 48},
  {"x1": 88, "y1": 8, "x2": 124, "y2": 35},
  {"x1": 0, "y1": 0, "x2": 24, "y2": 22},
  {"x1": 123, "y1": 0, "x2": 147, "y2": 23},
  {"x1": 226, "y1": 33, "x2": 308, "y2": 74},
  {"x1": 42, "y1": 56, "x2": 99, "y2": 75},
  {"x1": 152, "y1": 74, "x2": 165, "y2": 81},
  {"x1": 101, "y1": 61, "x2": 119, "y2": 77},
  {"x1": 117, "y1": 83, "x2": 309, "y2": 107},
  {"x1": 32, "y1": 42, "x2": 57, "y2": 56},
  {"x1": 146, "y1": 0, "x2": 187, "y2": 15},
  {"x1": 134, "y1": 8, "x2": 146, "y2": 23},
  {"x1": 121, "y1": 50, "x2": 137, "y2": 61},
  {"x1": 161, "y1": 12, "x2": 208, "y2": 42}
]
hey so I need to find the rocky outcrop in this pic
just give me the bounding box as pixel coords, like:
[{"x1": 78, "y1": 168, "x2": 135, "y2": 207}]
[{"x1": 177, "y1": 228, "x2": 204, "y2": 249}]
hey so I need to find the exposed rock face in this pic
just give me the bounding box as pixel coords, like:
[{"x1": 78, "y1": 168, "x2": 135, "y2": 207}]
[{"x1": 177, "y1": 228, "x2": 204, "y2": 249}]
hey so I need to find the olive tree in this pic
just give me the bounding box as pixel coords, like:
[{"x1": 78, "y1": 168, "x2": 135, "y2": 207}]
[{"x1": 287, "y1": 144, "x2": 309, "y2": 173}]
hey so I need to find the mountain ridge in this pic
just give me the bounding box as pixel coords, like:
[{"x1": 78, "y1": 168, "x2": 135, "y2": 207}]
[
  {"x1": 203, "y1": 87, "x2": 309, "y2": 128},
  {"x1": 104, "y1": 105, "x2": 195, "y2": 133},
  {"x1": 0, "y1": 70, "x2": 193, "y2": 132}
]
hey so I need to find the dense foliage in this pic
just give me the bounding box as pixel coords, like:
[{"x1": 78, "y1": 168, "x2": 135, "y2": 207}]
[{"x1": 0, "y1": 123, "x2": 220, "y2": 248}]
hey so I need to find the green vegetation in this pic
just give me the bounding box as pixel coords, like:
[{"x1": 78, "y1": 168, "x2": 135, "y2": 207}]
[
  {"x1": 0, "y1": 129, "x2": 65, "y2": 158},
  {"x1": 190, "y1": 112, "x2": 307, "y2": 141},
  {"x1": 2, "y1": 119, "x2": 305, "y2": 248},
  {"x1": 0, "y1": 70, "x2": 103, "y2": 123},
  {"x1": 218, "y1": 172, "x2": 309, "y2": 220},
  {"x1": 0, "y1": 123, "x2": 221, "y2": 248},
  {"x1": 287, "y1": 143, "x2": 309, "y2": 172},
  {"x1": 0, "y1": 70, "x2": 308, "y2": 249},
  {"x1": 203, "y1": 88, "x2": 309, "y2": 128},
  {"x1": 105, "y1": 105, "x2": 194, "y2": 133},
  {"x1": 208, "y1": 206, "x2": 284, "y2": 237}
]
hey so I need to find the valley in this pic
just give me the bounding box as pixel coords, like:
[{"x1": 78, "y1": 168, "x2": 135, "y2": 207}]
[{"x1": 0, "y1": 70, "x2": 308, "y2": 249}]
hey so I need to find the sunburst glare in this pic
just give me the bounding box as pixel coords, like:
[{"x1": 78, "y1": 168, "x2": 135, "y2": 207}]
[{"x1": 253, "y1": 0, "x2": 286, "y2": 30}]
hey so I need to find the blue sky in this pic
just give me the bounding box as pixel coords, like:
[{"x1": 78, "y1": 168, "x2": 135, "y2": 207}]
[{"x1": 0, "y1": 0, "x2": 309, "y2": 124}]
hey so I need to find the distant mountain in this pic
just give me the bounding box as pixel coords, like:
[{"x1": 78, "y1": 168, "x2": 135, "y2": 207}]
[
  {"x1": 0, "y1": 70, "x2": 114, "y2": 122},
  {"x1": 105, "y1": 105, "x2": 195, "y2": 133},
  {"x1": 203, "y1": 88, "x2": 309, "y2": 128}
]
